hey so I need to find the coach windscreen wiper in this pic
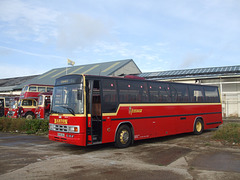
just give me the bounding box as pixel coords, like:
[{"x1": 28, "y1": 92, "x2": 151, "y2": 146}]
[
  {"x1": 50, "y1": 110, "x2": 61, "y2": 114},
  {"x1": 59, "y1": 106, "x2": 75, "y2": 116}
]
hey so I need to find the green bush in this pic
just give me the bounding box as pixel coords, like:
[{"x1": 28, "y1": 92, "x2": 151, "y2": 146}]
[
  {"x1": 0, "y1": 117, "x2": 49, "y2": 135},
  {"x1": 213, "y1": 123, "x2": 240, "y2": 144}
]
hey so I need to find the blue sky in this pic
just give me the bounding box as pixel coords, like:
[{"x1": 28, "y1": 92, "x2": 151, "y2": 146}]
[{"x1": 0, "y1": 0, "x2": 240, "y2": 79}]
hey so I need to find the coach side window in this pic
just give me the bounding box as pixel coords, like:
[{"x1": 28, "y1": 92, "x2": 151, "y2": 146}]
[
  {"x1": 149, "y1": 82, "x2": 171, "y2": 102},
  {"x1": 38, "y1": 87, "x2": 46, "y2": 92},
  {"x1": 47, "y1": 87, "x2": 53, "y2": 92},
  {"x1": 118, "y1": 80, "x2": 148, "y2": 103},
  {"x1": 171, "y1": 84, "x2": 189, "y2": 103},
  {"x1": 29, "y1": 86, "x2": 37, "y2": 92},
  {"x1": 22, "y1": 100, "x2": 33, "y2": 106},
  {"x1": 149, "y1": 83, "x2": 160, "y2": 102},
  {"x1": 119, "y1": 80, "x2": 138, "y2": 102},
  {"x1": 138, "y1": 82, "x2": 149, "y2": 102},
  {"x1": 102, "y1": 80, "x2": 118, "y2": 113},
  {"x1": 189, "y1": 85, "x2": 205, "y2": 103},
  {"x1": 204, "y1": 86, "x2": 220, "y2": 103},
  {"x1": 23, "y1": 86, "x2": 28, "y2": 92}
]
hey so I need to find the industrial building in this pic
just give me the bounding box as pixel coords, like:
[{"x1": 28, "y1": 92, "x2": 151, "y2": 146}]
[{"x1": 0, "y1": 59, "x2": 141, "y2": 96}]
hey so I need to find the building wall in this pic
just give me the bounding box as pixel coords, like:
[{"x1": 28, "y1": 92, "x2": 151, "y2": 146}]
[
  {"x1": 200, "y1": 77, "x2": 240, "y2": 118},
  {"x1": 0, "y1": 90, "x2": 21, "y2": 96}
]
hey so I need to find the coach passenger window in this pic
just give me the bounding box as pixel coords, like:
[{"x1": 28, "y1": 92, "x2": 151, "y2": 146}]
[
  {"x1": 5, "y1": 98, "x2": 10, "y2": 107},
  {"x1": 189, "y1": 85, "x2": 205, "y2": 103},
  {"x1": 159, "y1": 83, "x2": 171, "y2": 102},
  {"x1": 171, "y1": 84, "x2": 189, "y2": 102},
  {"x1": 119, "y1": 80, "x2": 147, "y2": 103},
  {"x1": 149, "y1": 83, "x2": 160, "y2": 102},
  {"x1": 204, "y1": 86, "x2": 220, "y2": 103},
  {"x1": 23, "y1": 86, "x2": 28, "y2": 92},
  {"x1": 29, "y1": 86, "x2": 37, "y2": 92},
  {"x1": 102, "y1": 80, "x2": 118, "y2": 113},
  {"x1": 138, "y1": 82, "x2": 149, "y2": 102},
  {"x1": 22, "y1": 100, "x2": 32, "y2": 106},
  {"x1": 38, "y1": 87, "x2": 46, "y2": 92},
  {"x1": 149, "y1": 83, "x2": 171, "y2": 102},
  {"x1": 47, "y1": 87, "x2": 53, "y2": 92}
]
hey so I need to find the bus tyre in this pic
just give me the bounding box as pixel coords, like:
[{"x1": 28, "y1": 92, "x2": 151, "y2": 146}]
[
  {"x1": 194, "y1": 119, "x2": 204, "y2": 135},
  {"x1": 25, "y1": 113, "x2": 34, "y2": 120},
  {"x1": 115, "y1": 125, "x2": 132, "y2": 148}
]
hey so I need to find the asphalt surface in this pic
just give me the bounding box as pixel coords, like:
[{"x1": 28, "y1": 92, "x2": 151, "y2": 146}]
[{"x1": 0, "y1": 126, "x2": 240, "y2": 180}]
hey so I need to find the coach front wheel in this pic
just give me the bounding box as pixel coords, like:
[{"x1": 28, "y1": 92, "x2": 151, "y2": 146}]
[{"x1": 115, "y1": 125, "x2": 132, "y2": 148}]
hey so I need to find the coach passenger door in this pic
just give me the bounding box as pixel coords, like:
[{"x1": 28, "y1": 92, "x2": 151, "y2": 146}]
[{"x1": 86, "y1": 80, "x2": 102, "y2": 145}]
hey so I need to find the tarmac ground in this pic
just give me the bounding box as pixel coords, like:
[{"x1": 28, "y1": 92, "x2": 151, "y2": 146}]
[{"x1": 0, "y1": 123, "x2": 240, "y2": 180}]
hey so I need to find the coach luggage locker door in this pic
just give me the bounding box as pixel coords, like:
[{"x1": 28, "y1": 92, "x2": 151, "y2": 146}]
[{"x1": 86, "y1": 80, "x2": 102, "y2": 145}]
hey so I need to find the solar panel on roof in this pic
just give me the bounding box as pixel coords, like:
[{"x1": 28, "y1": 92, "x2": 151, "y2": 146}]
[{"x1": 138, "y1": 65, "x2": 240, "y2": 79}]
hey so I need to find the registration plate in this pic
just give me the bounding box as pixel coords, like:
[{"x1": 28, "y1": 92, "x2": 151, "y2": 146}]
[{"x1": 58, "y1": 133, "x2": 65, "y2": 137}]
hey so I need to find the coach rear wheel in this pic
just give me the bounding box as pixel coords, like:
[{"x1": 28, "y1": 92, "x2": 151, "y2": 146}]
[
  {"x1": 115, "y1": 125, "x2": 132, "y2": 148},
  {"x1": 194, "y1": 119, "x2": 204, "y2": 135}
]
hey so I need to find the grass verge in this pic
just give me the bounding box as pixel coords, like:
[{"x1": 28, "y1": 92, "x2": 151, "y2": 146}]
[
  {"x1": 213, "y1": 123, "x2": 240, "y2": 144},
  {"x1": 0, "y1": 117, "x2": 49, "y2": 135}
]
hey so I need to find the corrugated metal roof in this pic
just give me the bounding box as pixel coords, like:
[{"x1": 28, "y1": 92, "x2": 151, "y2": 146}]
[
  {"x1": 138, "y1": 65, "x2": 240, "y2": 80},
  {"x1": 14, "y1": 59, "x2": 138, "y2": 90},
  {"x1": 0, "y1": 75, "x2": 39, "y2": 92}
]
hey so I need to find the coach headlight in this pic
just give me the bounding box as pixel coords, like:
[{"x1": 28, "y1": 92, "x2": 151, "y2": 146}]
[
  {"x1": 49, "y1": 123, "x2": 55, "y2": 131},
  {"x1": 68, "y1": 126, "x2": 80, "y2": 133}
]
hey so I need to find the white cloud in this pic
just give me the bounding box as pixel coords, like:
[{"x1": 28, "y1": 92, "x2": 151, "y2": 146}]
[
  {"x1": 0, "y1": 0, "x2": 59, "y2": 43},
  {"x1": 56, "y1": 13, "x2": 110, "y2": 51},
  {"x1": 0, "y1": 46, "x2": 65, "y2": 59},
  {"x1": 0, "y1": 0, "x2": 112, "y2": 51}
]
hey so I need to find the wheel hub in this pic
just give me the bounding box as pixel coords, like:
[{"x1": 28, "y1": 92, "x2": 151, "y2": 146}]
[
  {"x1": 196, "y1": 121, "x2": 202, "y2": 132},
  {"x1": 120, "y1": 130, "x2": 129, "y2": 144}
]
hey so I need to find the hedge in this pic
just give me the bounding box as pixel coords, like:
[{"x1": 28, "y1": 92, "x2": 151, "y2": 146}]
[{"x1": 0, "y1": 117, "x2": 49, "y2": 135}]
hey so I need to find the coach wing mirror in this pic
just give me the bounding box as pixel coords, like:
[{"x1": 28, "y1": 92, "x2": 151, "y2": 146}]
[{"x1": 77, "y1": 88, "x2": 82, "y2": 101}]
